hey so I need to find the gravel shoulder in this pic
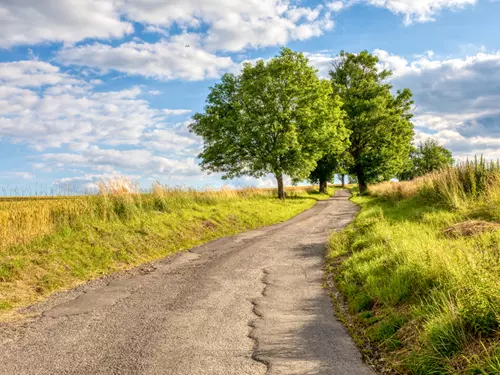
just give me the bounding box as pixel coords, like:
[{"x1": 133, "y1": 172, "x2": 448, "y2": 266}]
[{"x1": 0, "y1": 190, "x2": 375, "y2": 375}]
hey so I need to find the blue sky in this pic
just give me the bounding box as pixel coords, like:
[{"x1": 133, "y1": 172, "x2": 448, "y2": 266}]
[{"x1": 0, "y1": 0, "x2": 499, "y2": 193}]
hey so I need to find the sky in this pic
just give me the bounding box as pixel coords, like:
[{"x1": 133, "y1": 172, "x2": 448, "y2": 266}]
[{"x1": 0, "y1": 0, "x2": 499, "y2": 193}]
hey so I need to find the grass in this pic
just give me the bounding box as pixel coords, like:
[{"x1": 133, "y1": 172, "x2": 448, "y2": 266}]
[
  {"x1": 326, "y1": 161, "x2": 500, "y2": 374},
  {"x1": 0, "y1": 179, "x2": 333, "y2": 320}
]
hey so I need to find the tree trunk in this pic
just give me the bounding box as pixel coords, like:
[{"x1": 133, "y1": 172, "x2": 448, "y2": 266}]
[
  {"x1": 341, "y1": 174, "x2": 346, "y2": 188},
  {"x1": 319, "y1": 178, "x2": 327, "y2": 194},
  {"x1": 276, "y1": 174, "x2": 285, "y2": 200},
  {"x1": 357, "y1": 173, "x2": 368, "y2": 195}
]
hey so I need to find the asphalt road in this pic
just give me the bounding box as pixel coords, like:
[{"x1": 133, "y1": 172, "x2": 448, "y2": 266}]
[{"x1": 0, "y1": 190, "x2": 375, "y2": 375}]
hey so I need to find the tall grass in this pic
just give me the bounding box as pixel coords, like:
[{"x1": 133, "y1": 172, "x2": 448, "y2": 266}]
[
  {"x1": 0, "y1": 178, "x2": 301, "y2": 251},
  {"x1": 328, "y1": 161, "x2": 500, "y2": 374},
  {"x1": 369, "y1": 157, "x2": 500, "y2": 209}
]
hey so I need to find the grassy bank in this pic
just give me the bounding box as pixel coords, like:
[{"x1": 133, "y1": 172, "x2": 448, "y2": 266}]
[
  {"x1": 0, "y1": 183, "x2": 332, "y2": 319},
  {"x1": 327, "y1": 162, "x2": 500, "y2": 374}
]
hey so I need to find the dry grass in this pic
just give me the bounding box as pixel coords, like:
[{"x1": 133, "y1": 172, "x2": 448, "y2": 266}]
[
  {"x1": 0, "y1": 178, "x2": 319, "y2": 251},
  {"x1": 443, "y1": 220, "x2": 500, "y2": 238},
  {"x1": 367, "y1": 179, "x2": 424, "y2": 201},
  {"x1": 369, "y1": 158, "x2": 500, "y2": 209}
]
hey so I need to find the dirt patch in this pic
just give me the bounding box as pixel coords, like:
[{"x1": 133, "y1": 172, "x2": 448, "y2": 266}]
[
  {"x1": 443, "y1": 220, "x2": 500, "y2": 238},
  {"x1": 201, "y1": 220, "x2": 218, "y2": 230}
]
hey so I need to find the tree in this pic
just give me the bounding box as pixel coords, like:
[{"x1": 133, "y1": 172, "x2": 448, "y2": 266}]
[
  {"x1": 190, "y1": 48, "x2": 347, "y2": 199},
  {"x1": 399, "y1": 139, "x2": 454, "y2": 180},
  {"x1": 308, "y1": 152, "x2": 351, "y2": 192},
  {"x1": 308, "y1": 154, "x2": 337, "y2": 194},
  {"x1": 330, "y1": 51, "x2": 414, "y2": 194}
]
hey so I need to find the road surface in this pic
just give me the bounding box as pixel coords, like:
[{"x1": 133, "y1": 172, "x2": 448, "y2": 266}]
[{"x1": 0, "y1": 190, "x2": 375, "y2": 375}]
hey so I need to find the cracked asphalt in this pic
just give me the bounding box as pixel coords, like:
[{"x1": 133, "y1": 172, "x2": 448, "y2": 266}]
[{"x1": 0, "y1": 190, "x2": 375, "y2": 375}]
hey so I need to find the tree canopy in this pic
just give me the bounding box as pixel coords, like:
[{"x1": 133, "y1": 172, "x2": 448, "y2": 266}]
[
  {"x1": 399, "y1": 139, "x2": 454, "y2": 180},
  {"x1": 308, "y1": 152, "x2": 352, "y2": 192},
  {"x1": 190, "y1": 48, "x2": 348, "y2": 199},
  {"x1": 330, "y1": 51, "x2": 415, "y2": 193}
]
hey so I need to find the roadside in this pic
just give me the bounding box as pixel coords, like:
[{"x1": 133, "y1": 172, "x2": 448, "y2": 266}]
[{"x1": 326, "y1": 188, "x2": 500, "y2": 374}]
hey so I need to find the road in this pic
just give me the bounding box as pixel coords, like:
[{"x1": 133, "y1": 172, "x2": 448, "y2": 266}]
[{"x1": 0, "y1": 190, "x2": 375, "y2": 375}]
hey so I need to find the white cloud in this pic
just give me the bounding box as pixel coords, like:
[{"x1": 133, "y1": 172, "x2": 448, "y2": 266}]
[
  {"x1": 0, "y1": 0, "x2": 477, "y2": 51},
  {"x1": 57, "y1": 35, "x2": 236, "y2": 81},
  {"x1": 0, "y1": 0, "x2": 133, "y2": 47},
  {"x1": 373, "y1": 49, "x2": 413, "y2": 76},
  {"x1": 327, "y1": 1, "x2": 345, "y2": 12},
  {"x1": 304, "y1": 51, "x2": 338, "y2": 77},
  {"x1": 163, "y1": 109, "x2": 192, "y2": 116},
  {"x1": 378, "y1": 51, "x2": 500, "y2": 130},
  {"x1": 143, "y1": 129, "x2": 198, "y2": 152},
  {"x1": 120, "y1": 0, "x2": 334, "y2": 52},
  {"x1": 356, "y1": 0, "x2": 476, "y2": 24},
  {"x1": 376, "y1": 49, "x2": 500, "y2": 159},
  {"x1": 0, "y1": 61, "x2": 196, "y2": 150},
  {"x1": 0, "y1": 60, "x2": 84, "y2": 87},
  {"x1": 1, "y1": 1, "x2": 335, "y2": 54},
  {"x1": 0, "y1": 172, "x2": 35, "y2": 180},
  {"x1": 41, "y1": 146, "x2": 201, "y2": 177}
]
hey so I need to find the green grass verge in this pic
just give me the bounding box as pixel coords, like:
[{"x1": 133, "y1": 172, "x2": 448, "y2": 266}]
[
  {"x1": 0, "y1": 188, "x2": 332, "y2": 319},
  {"x1": 326, "y1": 193, "x2": 500, "y2": 374}
]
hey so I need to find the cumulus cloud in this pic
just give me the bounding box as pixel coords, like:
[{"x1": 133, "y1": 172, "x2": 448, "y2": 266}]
[
  {"x1": 143, "y1": 129, "x2": 199, "y2": 152},
  {"x1": 0, "y1": 172, "x2": 35, "y2": 180},
  {"x1": 0, "y1": 0, "x2": 133, "y2": 47},
  {"x1": 352, "y1": 0, "x2": 476, "y2": 24},
  {"x1": 380, "y1": 50, "x2": 500, "y2": 158},
  {"x1": 55, "y1": 3, "x2": 336, "y2": 81},
  {"x1": 203, "y1": 5, "x2": 334, "y2": 51},
  {"x1": 40, "y1": 147, "x2": 201, "y2": 177},
  {"x1": 57, "y1": 35, "x2": 236, "y2": 81},
  {"x1": 0, "y1": 0, "x2": 477, "y2": 51},
  {"x1": 1, "y1": 0, "x2": 335, "y2": 53},
  {"x1": 120, "y1": 0, "x2": 334, "y2": 52},
  {"x1": 163, "y1": 109, "x2": 192, "y2": 116},
  {"x1": 0, "y1": 60, "x2": 197, "y2": 149},
  {"x1": 322, "y1": 0, "x2": 476, "y2": 24},
  {"x1": 304, "y1": 52, "x2": 339, "y2": 77},
  {"x1": 0, "y1": 60, "x2": 84, "y2": 87},
  {"x1": 327, "y1": 1, "x2": 345, "y2": 12}
]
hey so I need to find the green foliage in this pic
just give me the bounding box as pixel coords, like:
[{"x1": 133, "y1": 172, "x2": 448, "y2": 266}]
[
  {"x1": 191, "y1": 48, "x2": 348, "y2": 198},
  {"x1": 327, "y1": 192, "x2": 500, "y2": 374},
  {"x1": 309, "y1": 155, "x2": 337, "y2": 186},
  {"x1": 330, "y1": 50, "x2": 414, "y2": 192},
  {"x1": 308, "y1": 152, "x2": 353, "y2": 192},
  {"x1": 400, "y1": 139, "x2": 454, "y2": 180},
  {"x1": 367, "y1": 314, "x2": 407, "y2": 343}
]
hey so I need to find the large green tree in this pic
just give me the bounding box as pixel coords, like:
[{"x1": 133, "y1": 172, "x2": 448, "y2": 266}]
[
  {"x1": 330, "y1": 51, "x2": 414, "y2": 193},
  {"x1": 399, "y1": 139, "x2": 454, "y2": 180},
  {"x1": 190, "y1": 48, "x2": 347, "y2": 199}
]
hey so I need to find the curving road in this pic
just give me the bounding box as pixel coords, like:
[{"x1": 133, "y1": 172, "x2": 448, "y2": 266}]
[{"x1": 0, "y1": 190, "x2": 375, "y2": 375}]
